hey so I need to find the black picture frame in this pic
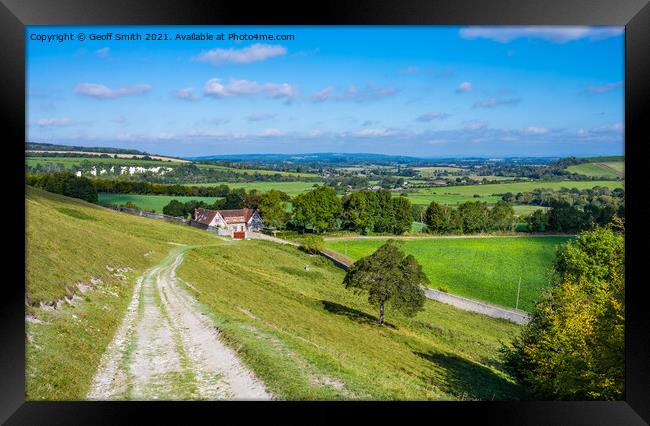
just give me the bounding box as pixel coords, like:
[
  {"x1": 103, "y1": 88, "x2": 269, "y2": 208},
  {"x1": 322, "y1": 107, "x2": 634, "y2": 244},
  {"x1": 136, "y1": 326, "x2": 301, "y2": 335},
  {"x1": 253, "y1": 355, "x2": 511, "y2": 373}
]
[{"x1": 2, "y1": 0, "x2": 649, "y2": 424}]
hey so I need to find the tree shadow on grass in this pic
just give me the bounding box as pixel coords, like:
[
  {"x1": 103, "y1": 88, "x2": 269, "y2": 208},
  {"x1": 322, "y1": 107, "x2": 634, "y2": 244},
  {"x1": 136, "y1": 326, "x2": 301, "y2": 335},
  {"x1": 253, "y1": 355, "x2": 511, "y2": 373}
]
[
  {"x1": 320, "y1": 300, "x2": 397, "y2": 329},
  {"x1": 414, "y1": 351, "x2": 524, "y2": 401}
]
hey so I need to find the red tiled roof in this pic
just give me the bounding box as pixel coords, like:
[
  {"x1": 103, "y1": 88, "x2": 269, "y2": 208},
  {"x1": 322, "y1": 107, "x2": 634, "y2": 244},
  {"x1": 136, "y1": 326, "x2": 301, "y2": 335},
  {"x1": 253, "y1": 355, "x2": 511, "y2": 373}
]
[
  {"x1": 194, "y1": 208, "x2": 257, "y2": 226},
  {"x1": 218, "y1": 208, "x2": 255, "y2": 224},
  {"x1": 194, "y1": 208, "x2": 219, "y2": 225}
]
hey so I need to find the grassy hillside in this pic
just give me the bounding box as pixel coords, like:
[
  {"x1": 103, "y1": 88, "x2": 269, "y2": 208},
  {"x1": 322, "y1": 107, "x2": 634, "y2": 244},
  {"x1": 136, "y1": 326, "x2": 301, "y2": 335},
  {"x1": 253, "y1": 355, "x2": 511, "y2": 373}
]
[
  {"x1": 26, "y1": 187, "x2": 218, "y2": 399},
  {"x1": 26, "y1": 186, "x2": 523, "y2": 400},
  {"x1": 26, "y1": 156, "x2": 318, "y2": 178},
  {"x1": 567, "y1": 162, "x2": 624, "y2": 179},
  {"x1": 98, "y1": 193, "x2": 222, "y2": 213},
  {"x1": 177, "y1": 242, "x2": 523, "y2": 400},
  {"x1": 26, "y1": 156, "x2": 178, "y2": 169},
  {"x1": 324, "y1": 237, "x2": 571, "y2": 312},
  {"x1": 406, "y1": 180, "x2": 623, "y2": 205}
]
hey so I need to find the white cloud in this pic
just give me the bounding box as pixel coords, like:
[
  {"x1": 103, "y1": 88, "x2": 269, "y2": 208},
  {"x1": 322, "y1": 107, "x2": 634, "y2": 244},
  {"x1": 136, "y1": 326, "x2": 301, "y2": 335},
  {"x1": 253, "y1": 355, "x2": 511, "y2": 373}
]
[
  {"x1": 473, "y1": 98, "x2": 521, "y2": 108},
  {"x1": 36, "y1": 117, "x2": 73, "y2": 127},
  {"x1": 310, "y1": 84, "x2": 399, "y2": 103},
  {"x1": 259, "y1": 128, "x2": 285, "y2": 137},
  {"x1": 456, "y1": 81, "x2": 473, "y2": 93},
  {"x1": 463, "y1": 120, "x2": 488, "y2": 130},
  {"x1": 113, "y1": 116, "x2": 129, "y2": 126},
  {"x1": 400, "y1": 66, "x2": 420, "y2": 74},
  {"x1": 415, "y1": 112, "x2": 451, "y2": 122},
  {"x1": 591, "y1": 123, "x2": 624, "y2": 133},
  {"x1": 459, "y1": 26, "x2": 623, "y2": 43},
  {"x1": 350, "y1": 128, "x2": 401, "y2": 137},
  {"x1": 311, "y1": 87, "x2": 334, "y2": 103},
  {"x1": 522, "y1": 126, "x2": 550, "y2": 135},
  {"x1": 116, "y1": 132, "x2": 176, "y2": 141},
  {"x1": 194, "y1": 43, "x2": 287, "y2": 66},
  {"x1": 74, "y1": 83, "x2": 152, "y2": 99},
  {"x1": 585, "y1": 81, "x2": 623, "y2": 94},
  {"x1": 203, "y1": 78, "x2": 298, "y2": 101},
  {"x1": 188, "y1": 130, "x2": 228, "y2": 138},
  {"x1": 95, "y1": 47, "x2": 111, "y2": 60},
  {"x1": 174, "y1": 87, "x2": 199, "y2": 101},
  {"x1": 246, "y1": 113, "x2": 276, "y2": 122}
]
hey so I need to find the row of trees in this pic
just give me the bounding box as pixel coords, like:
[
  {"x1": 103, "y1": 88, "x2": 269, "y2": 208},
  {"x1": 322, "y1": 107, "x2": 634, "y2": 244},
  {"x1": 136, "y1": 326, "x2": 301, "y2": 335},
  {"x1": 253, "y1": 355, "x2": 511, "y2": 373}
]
[
  {"x1": 423, "y1": 200, "x2": 516, "y2": 234},
  {"x1": 525, "y1": 199, "x2": 624, "y2": 233},
  {"x1": 501, "y1": 186, "x2": 624, "y2": 207},
  {"x1": 26, "y1": 172, "x2": 97, "y2": 203},
  {"x1": 291, "y1": 187, "x2": 414, "y2": 234}
]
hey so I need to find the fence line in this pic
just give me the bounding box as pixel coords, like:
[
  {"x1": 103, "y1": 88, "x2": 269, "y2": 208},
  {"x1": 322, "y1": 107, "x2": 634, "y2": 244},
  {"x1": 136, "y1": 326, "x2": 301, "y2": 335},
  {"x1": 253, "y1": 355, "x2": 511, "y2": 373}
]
[{"x1": 103, "y1": 205, "x2": 190, "y2": 225}]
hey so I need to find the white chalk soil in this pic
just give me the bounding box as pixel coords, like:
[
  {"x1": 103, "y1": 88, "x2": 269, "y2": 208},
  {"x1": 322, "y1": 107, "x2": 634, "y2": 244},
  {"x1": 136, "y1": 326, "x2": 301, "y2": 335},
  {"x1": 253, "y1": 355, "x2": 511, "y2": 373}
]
[{"x1": 87, "y1": 246, "x2": 272, "y2": 400}]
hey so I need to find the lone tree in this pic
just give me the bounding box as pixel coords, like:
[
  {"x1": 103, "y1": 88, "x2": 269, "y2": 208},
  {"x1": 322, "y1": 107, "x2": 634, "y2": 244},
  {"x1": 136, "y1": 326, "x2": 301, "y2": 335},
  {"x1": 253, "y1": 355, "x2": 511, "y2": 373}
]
[{"x1": 343, "y1": 240, "x2": 427, "y2": 325}]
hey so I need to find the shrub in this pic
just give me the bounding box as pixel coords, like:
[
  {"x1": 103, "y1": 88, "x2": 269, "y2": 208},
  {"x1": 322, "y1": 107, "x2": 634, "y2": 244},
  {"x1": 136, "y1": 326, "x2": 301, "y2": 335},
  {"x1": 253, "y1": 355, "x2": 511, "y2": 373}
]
[{"x1": 300, "y1": 234, "x2": 324, "y2": 254}]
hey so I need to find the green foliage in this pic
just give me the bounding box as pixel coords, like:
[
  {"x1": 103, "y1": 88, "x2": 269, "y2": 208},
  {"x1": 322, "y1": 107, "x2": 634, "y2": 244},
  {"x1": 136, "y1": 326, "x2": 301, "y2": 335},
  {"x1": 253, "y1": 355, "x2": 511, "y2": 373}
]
[
  {"x1": 391, "y1": 197, "x2": 414, "y2": 235},
  {"x1": 244, "y1": 189, "x2": 262, "y2": 210},
  {"x1": 292, "y1": 186, "x2": 342, "y2": 232},
  {"x1": 502, "y1": 225, "x2": 624, "y2": 400},
  {"x1": 424, "y1": 201, "x2": 460, "y2": 234},
  {"x1": 343, "y1": 240, "x2": 427, "y2": 324},
  {"x1": 222, "y1": 188, "x2": 247, "y2": 209},
  {"x1": 162, "y1": 199, "x2": 186, "y2": 217},
  {"x1": 27, "y1": 172, "x2": 98, "y2": 203},
  {"x1": 341, "y1": 191, "x2": 373, "y2": 234},
  {"x1": 162, "y1": 199, "x2": 209, "y2": 218},
  {"x1": 257, "y1": 190, "x2": 290, "y2": 229},
  {"x1": 489, "y1": 201, "x2": 516, "y2": 231},
  {"x1": 458, "y1": 202, "x2": 491, "y2": 233},
  {"x1": 300, "y1": 234, "x2": 325, "y2": 254},
  {"x1": 526, "y1": 209, "x2": 548, "y2": 232},
  {"x1": 341, "y1": 190, "x2": 412, "y2": 235}
]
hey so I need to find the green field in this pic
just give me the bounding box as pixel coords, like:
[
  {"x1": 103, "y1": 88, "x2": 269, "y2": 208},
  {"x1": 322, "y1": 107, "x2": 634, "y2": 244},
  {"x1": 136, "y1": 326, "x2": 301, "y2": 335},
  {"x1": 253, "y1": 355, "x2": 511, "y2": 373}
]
[
  {"x1": 324, "y1": 236, "x2": 571, "y2": 312},
  {"x1": 406, "y1": 180, "x2": 623, "y2": 206},
  {"x1": 98, "y1": 193, "x2": 222, "y2": 212},
  {"x1": 193, "y1": 181, "x2": 322, "y2": 196},
  {"x1": 567, "y1": 162, "x2": 624, "y2": 179},
  {"x1": 26, "y1": 187, "x2": 522, "y2": 400},
  {"x1": 512, "y1": 205, "x2": 549, "y2": 216}
]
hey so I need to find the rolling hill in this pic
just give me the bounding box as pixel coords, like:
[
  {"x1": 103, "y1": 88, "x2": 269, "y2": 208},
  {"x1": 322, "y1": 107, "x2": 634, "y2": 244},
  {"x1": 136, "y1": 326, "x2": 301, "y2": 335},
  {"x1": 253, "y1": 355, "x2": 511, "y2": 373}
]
[{"x1": 26, "y1": 187, "x2": 523, "y2": 400}]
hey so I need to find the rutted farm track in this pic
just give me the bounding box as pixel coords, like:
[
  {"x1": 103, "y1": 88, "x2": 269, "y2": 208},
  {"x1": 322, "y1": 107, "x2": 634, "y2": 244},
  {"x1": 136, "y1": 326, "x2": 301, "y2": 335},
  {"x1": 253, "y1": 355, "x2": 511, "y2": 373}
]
[{"x1": 87, "y1": 246, "x2": 272, "y2": 400}]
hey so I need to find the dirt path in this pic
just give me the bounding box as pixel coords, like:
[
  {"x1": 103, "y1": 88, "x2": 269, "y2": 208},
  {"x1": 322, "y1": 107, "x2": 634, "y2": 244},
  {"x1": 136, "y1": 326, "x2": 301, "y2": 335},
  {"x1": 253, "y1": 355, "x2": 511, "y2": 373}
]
[{"x1": 87, "y1": 246, "x2": 272, "y2": 400}]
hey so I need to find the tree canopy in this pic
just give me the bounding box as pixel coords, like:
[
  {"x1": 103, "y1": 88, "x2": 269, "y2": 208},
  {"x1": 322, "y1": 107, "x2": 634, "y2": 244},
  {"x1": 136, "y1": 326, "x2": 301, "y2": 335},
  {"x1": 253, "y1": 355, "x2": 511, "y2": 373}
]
[
  {"x1": 257, "y1": 190, "x2": 289, "y2": 229},
  {"x1": 292, "y1": 186, "x2": 342, "y2": 232},
  {"x1": 502, "y1": 222, "x2": 624, "y2": 400},
  {"x1": 343, "y1": 240, "x2": 427, "y2": 324}
]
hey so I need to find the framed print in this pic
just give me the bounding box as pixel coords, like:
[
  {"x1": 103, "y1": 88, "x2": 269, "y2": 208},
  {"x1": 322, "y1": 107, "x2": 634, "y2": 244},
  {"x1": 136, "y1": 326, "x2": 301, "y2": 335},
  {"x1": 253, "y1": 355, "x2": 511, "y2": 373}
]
[{"x1": 2, "y1": 0, "x2": 649, "y2": 423}]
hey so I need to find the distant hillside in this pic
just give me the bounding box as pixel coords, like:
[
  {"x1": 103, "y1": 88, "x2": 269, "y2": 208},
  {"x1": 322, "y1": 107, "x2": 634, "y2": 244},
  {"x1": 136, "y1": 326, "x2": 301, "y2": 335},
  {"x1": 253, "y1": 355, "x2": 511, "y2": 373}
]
[
  {"x1": 26, "y1": 142, "x2": 149, "y2": 155},
  {"x1": 189, "y1": 153, "x2": 561, "y2": 166},
  {"x1": 190, "y1": 152, "x2": 422, "y2": 165},
  {"x1": 582, "y1": 155, "x2": 624, "y2": 163},
  {"x1": 566, "y1": 156, "x2": 624, "y2": 179}
]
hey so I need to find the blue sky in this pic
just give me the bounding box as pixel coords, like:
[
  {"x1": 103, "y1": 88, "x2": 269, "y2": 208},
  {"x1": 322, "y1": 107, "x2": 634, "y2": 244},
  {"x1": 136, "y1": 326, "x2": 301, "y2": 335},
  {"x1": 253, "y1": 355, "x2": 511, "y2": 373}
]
[{"x1": 26, "y1": 26, "x2": 624, "y2": 158}]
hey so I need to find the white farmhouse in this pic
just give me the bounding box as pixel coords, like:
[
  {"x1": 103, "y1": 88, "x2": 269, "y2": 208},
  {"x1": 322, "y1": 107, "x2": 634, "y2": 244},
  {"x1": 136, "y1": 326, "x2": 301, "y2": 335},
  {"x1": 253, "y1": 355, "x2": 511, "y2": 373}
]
[{"x1": 194, "y1": 208, "x2": 263, "y2": 239}]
